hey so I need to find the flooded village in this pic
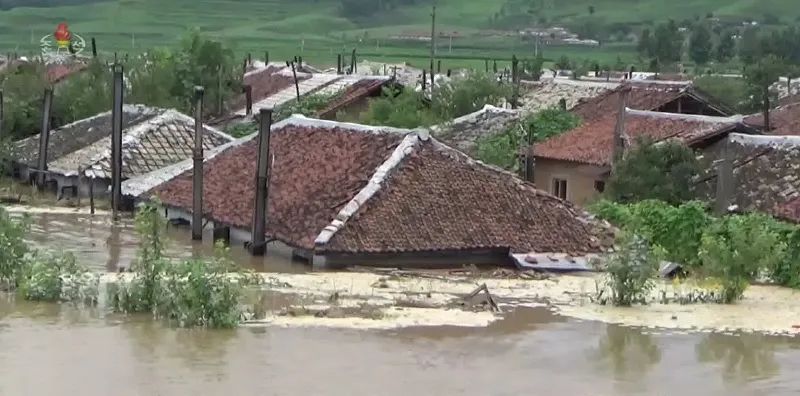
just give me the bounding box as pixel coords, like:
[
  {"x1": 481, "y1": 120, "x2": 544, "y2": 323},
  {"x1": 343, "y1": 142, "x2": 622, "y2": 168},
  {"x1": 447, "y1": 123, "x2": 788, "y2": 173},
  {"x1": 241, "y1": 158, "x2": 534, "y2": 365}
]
[{"x1": 1, "y1": 13, "x2": 800, "y2": 396}]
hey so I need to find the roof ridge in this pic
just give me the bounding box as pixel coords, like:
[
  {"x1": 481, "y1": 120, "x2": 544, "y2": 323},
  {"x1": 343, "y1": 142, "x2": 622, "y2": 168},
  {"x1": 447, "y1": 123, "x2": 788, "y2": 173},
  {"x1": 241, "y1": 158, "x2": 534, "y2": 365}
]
[
  {"x1": 729, "y1": 133, "x2": 800, "y2": 147},
  {"x1": 626, "y1": 108, "x2": 743, "y2": 123},
  {"x1": 280, "y1": 114, "x2": 426, "y2": 136},
  {"x1": 314, "y1": 131, "x2": 425, "y2": 246}
]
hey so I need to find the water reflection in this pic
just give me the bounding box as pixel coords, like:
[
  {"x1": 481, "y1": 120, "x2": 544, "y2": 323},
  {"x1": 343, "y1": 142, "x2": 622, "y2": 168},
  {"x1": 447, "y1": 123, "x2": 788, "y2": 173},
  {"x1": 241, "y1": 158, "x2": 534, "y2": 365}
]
[
  {"x1": 593, "y1": 325, "x2": 662, "y2": 380},
  {"x1": 696, "y1": 333, "x2": 783, "y2": 382}
]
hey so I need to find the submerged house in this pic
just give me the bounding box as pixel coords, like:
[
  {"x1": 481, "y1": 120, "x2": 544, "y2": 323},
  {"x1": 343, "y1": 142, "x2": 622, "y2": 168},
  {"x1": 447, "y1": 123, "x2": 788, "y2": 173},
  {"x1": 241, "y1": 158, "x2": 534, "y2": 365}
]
[
  {"x1": 213, "y1": 61, "x2": 393, "y2": 129},
  {"x1": 530, "y1": 110, "x2": 753, "y2": 205},
  {"x1": 697, "y1": 134, "x2": 800, "y2": 223},
  {"x1": 12, "y1": 105, "x2": 233, "y2": 200},
  {"x1": 137, "y1": 115, "x2": 612, "y2": 268},
  {"x1": 430, "y1": 105, "x2": 522, "y2": 156}
]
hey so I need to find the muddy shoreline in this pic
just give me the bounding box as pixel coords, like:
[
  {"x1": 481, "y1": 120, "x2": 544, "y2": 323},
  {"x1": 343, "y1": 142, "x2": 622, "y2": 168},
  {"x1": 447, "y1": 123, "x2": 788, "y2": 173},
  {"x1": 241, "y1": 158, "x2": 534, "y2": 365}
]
[{"x1": 98, "y1": 271, "x2": 800, "y2": 335}]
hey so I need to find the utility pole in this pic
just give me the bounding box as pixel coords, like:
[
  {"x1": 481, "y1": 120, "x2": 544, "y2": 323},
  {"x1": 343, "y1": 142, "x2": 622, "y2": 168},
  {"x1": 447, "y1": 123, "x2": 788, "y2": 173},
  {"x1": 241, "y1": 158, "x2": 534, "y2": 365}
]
[
  {"x1": 191, "y1": 86, "x2": 204, "y2": 241},
  {"x1": 611, "y1": 86, "x2": 631, "y2": 169},
  {"x1": 111, "y1": 65, "x2": 124, "y2": 220},
  {"x1": 0, "y1": 90, "x2": 3, "y2": 142},
  {"x1": 36, "y1": 88, "x2": 53, "y2": 189},
  {"x1": 248, "y1": 108, "x2": 272, "y2": 256},
  {"x1": 429, "y1": 5, "x2": 436, "y2": 94}
]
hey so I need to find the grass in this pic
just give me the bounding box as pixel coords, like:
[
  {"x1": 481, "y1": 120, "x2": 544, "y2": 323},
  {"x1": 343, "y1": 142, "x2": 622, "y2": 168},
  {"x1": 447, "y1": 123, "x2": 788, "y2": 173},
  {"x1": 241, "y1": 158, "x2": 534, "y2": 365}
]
[{"x1": 0, "y1": 0, "x2": 638, "y2": 70}]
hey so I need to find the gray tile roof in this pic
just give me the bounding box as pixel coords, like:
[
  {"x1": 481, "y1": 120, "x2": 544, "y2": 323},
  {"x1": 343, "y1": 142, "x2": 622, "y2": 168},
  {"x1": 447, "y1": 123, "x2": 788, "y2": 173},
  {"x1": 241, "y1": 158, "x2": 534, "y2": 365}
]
[
  {"x1": 430, "y1": 105, "x2": 522, "y2": 155},
  {"x1": 14, "y1": 104, "x2": 163, "y2": 169}
]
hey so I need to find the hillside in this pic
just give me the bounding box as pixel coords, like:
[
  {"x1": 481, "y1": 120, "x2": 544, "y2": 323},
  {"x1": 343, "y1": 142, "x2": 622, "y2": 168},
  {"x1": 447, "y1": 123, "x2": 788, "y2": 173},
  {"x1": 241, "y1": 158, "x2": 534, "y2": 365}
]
[{"x1": 0, "y1": 0, "x2": 797, "y2": 68}]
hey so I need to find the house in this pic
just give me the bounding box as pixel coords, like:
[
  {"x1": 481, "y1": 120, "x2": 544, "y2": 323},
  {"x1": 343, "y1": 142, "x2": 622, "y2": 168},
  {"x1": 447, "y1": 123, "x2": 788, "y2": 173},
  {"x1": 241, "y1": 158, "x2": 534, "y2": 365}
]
[
  {"x1": 430, "y1": 105, "x2": 522, "y2": 156},
  {"x1": 521, "y1": 79, "x2": 617, "y2": 114},
  {"x1": 530, "y1": 110, "x2": 752, "y2": 205},
  {"x1": 213, "y1": 61, "x2": 393, "y2": 129},
  {"x1": 743, "y1": 102, "x2": 800, "y2": 135},
  {"x1": 696, "y1": 134, "x2": 800, "y2": 223},
  {"x1": 570, "y1": 81, "x2": 732, "y2": 123},
  {"x1": 143, "y1": 115, "x2": 613, "y2": 269},
  {"x1": 12, "y1": 105, "x2": 233, "y2": 200}
]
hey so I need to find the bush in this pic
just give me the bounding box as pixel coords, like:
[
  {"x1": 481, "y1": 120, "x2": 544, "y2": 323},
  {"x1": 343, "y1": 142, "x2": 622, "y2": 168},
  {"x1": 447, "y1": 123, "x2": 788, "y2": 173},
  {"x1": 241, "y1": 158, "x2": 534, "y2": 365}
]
[
  {"x1": 769, "y1": 226, "x2": 800, "y2": 288},
  {"x1": 109, "y1": 202, "x2": 250, "y2": 328},
  {"x1": 699, "y1": 214, "x2": 788, "y2": 303},
  {"x1": 476, "y1": 108, "x2": 579, "y2": 170},
  {"x1": 589, "y1": 200, "x2": 711, "y2": 269},
  {"x1": 595, "y1": 233, "x2": 661, "y2": 306},
  {"x1": 273, "y1": 91, "x2": 341, "y2": 122},
  {"x1": 606, "y1": 138, "x2": 701, "y2": 205},
  {"x1": 0, "y1": 208, "x2": 31, "y2": 288},
  {"x1": 18, "y1": 252, "x2": 98, "y2": 304},
  {"x1": 360, "y1": 87, "x2": 437, "y2": 128},
  {"x1": 432, "y1": 72, "x2": 511, "y2": 120}
]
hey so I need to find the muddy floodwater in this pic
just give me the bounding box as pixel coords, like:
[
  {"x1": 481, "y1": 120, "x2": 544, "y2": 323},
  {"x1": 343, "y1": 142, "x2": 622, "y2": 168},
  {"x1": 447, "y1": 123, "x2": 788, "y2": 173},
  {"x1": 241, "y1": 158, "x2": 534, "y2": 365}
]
[{"x1": 4, "y1": 208, "x2": 800, "y2": 395}]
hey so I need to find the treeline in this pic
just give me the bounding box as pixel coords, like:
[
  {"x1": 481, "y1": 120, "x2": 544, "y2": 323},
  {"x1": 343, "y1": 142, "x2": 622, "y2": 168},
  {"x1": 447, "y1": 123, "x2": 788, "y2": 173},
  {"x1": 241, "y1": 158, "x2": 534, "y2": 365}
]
[
  {"x1": 0, "y1": 30, "x2": 241, "y2": 141},
  {"x1": 0, "y1": 0, "x2": 105, "y2": 10},
  {"x1": 339, "y1": 0, "x2": 423, "y2": 18}
]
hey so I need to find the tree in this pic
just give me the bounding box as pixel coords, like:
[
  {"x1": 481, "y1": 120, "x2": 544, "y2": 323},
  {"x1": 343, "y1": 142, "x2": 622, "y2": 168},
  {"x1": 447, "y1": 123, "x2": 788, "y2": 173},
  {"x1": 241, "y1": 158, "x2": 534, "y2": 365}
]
[
  {"x1": 743, "y1": 55, "x2": 785, "y2": 131},
  {"x1": 360, "y1": 88, "x2": 436, "y2": 128},
  {"x1": 739, "y1": 28, "x2": 761, "y2": 64},
  {"x1": 55, "y1": 60, "x2": 112, "y2": 123},
  {"x1": 715, "y1": 31, "x2": 735, "y2": 62},
  {"x1": 555, "y1": 55, "x2": 571, "y2": 70},
  {"x1": 606, "y1": 138, "x2": 700, "y2": 205},
  {"x1": 588, "y1": 5, "x2": 595, "y2": 15},
  {"x1": 432, "y1": 73, "x2": 511, "y2": 120},
  {"x1": 637, "y1": 28, "x2": 654, "y2": 58},
  {"x1": 689, "y1": 24, "x2": 712, "y2": 64},
  {"x1": 653, "y1": 20, "x2": 683, "y2": 63},
  {"x1": 0, "y1": 62, "x2": 49, "y2": 140}
]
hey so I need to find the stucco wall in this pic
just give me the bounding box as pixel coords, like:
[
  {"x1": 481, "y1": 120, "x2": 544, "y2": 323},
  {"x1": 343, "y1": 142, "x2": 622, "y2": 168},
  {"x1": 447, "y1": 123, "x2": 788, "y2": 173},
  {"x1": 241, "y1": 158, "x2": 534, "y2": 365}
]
[{"x1": 532, "y1": 158, "x2": 609, "y2": 205}]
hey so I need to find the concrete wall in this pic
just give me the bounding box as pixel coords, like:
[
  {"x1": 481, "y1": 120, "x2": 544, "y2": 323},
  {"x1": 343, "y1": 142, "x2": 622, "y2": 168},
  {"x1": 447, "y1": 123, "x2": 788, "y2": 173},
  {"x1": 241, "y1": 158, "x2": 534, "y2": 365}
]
[{"x1": 532, "y1": 158, "x2": 609, "y2": 206}]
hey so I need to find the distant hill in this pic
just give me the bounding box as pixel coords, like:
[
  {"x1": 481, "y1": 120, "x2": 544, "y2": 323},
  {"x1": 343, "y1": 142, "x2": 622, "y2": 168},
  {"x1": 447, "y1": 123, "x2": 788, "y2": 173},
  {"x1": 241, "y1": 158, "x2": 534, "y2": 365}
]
[{"x1": 0, "y1": 0, "x2": 797, "y2": 67}]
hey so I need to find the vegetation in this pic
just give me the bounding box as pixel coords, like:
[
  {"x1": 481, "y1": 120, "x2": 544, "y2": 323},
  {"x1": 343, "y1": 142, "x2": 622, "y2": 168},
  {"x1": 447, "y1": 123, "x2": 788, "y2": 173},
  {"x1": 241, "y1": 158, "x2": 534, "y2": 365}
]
[
  {"x1": 0, "y1": 63, "x2": 49, "y2": 140},
  {"x1": 274, "y1": 90, "x2": 341, "y2": 121},
  {"x1": 595, "y1": 232, "x2": 661, "y2": 307},
  {"x1": 475, "y1": 108, "x2": 579, "y2": 170},
  {"x1": 108, "y1": 202, "x2": 252, "y2": 328},
  {"x1": 606, "y1": 138, "x2": 701, "y2": 205},
  {"x1": 694, "y1": 75, "x2": 753, "y2": 113},
  {"x1": 743, "y1": 55, "x2": 785, "y2": 130},
  {"x1": 361, "y1": 73, "x2": 510, "y2": 129},
  {"x1": 590, "y1": 200, "x2": 800, "y2": 304}
]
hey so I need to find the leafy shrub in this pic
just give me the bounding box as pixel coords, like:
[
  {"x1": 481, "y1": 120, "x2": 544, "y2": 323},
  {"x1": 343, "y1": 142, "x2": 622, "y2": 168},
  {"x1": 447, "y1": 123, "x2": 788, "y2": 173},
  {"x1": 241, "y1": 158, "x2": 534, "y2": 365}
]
[
  {"x1": 432, "y1": 72, "x2": 511, "y2": 120},
  {"x1": 590, "y1": 200, "x2": 711, "y2": 269},
  {"x1": 606, "y1": 138, "x2": 701, "y2": 205},
  {"x1": 0, "y1": 208, "x2": 31, "y2": 288},
  {"x1": 18, "y1": 252, "x2": 98, "y2": 304},
  {"x1": 769, "y1": 226, "x2": 800, "y2": 288},
  {"x1": 360, "y1": 87, "x2": 438, "y2": 128},
  {"x1": 273, "y1": 91, "x2": 341, "y2": 122},
  {"x1": 476, "y1": 108, "x2": 579, "y2": 170},
  {"x1": 224, "y1": 122, "x2": 257, "y2": 138},
  {"x1": 699, "y1": 214, "x2": 788, "y2": 303},
  {"x1": 595, "y1": 233, "x2": 661, "y2": 306}
]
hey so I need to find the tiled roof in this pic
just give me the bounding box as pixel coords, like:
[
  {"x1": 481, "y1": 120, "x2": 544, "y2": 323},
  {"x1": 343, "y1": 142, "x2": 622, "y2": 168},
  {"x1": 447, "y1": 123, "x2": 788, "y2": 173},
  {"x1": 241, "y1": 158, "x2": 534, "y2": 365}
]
[
  {"x1": 570, "y1": 82, "x2": 690, "y2": 122},
  {"x1": 743, "y1": 102, "x2": 800, "y2": 136},
  {"x1": 534, "y1": 110, "x2": 743, "y2": 166},
  {"x1": 431, "y1": 105, "x2": 521, "y2": 156},
  {"x1": 78, "y1": 110, "x2": 233, "y2": 179},
  {"x1": 315, "y1": 77, "x2": 391, "y2": 118},
  {"x1": 47, "y1": 61, "x2": 89, "y2": 83},
  {"x1": 14, "y1": 104, "x2": 163, "y2": 168},
  {"x1": 152, "y1": 119, "x2": 404, "y2": 249},
  {"x1": 230, "y1": 64, "x2": 304, "y2": 113},
  {"x1": 697, "y1": 134, "x2": 800, "y2": 223},
  {"x1": 150, "y1": 116, "x2": 611, "y2": 255},
  {"x1": 521, "y1": 79, "x2": 616, "y2": 114}
]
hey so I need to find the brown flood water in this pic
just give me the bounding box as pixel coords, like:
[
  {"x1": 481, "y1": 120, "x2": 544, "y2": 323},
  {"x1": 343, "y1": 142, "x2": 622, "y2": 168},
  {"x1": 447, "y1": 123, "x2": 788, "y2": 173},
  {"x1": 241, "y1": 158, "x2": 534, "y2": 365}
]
[{"x1": 3, "y1": 209, "x2": 800, "y2": 395}]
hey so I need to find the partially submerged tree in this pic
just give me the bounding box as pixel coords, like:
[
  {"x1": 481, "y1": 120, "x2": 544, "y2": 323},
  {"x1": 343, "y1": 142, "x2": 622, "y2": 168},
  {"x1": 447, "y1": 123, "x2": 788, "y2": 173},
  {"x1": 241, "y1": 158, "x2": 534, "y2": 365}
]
[{"x1": 606, "y1": 138, "x2": 700, "y2": 205}]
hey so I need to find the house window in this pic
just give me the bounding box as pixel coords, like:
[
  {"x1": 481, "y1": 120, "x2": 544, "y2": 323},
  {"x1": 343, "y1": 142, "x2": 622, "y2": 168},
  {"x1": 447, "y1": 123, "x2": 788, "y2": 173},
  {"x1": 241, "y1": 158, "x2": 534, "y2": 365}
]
[
  {"x1": 552, "y1": 178, "x2": 568, "y2": 200},
  {"x1": 594, "y1": 180, "x2": 606, "y2": 193}
]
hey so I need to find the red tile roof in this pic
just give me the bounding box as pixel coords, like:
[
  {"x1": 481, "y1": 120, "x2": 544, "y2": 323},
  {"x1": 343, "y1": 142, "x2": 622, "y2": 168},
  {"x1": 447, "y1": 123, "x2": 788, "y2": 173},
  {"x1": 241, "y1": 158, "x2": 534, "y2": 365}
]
[
  {"x1": 151, "y1": 118, "x2": 611, "y2": 255},
  {"x1": 324, "y1": 141, "x2": 609, "y2": 255},
  {"x1": 230, "y1": 65, "x2": 306, "y2": 112},
  {"x1": 534, "y1": 111, "x2": 740, "y2": 166},
  {"x1": 152, "y1": 124, "x2": 402, "y2": 249},
  {"x1": 571, "y1": 83, "x2": 688, "y2": 122},
  {"x1": 315, "y1": 78, "x2": 389, "y2": 119},
  {"x1": 744, "y1": 102, "x2": 800, "y2": 136},
  {"x1": 46, "y1": 61, "x2": 88, "y2": 83}
]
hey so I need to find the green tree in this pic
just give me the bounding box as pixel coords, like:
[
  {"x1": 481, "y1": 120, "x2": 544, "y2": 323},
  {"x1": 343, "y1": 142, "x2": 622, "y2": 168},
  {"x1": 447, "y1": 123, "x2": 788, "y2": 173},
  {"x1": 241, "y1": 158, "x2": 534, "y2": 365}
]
[
  {"x1": 652, "y1": 20, "x2": 683, "y2": 63},
  {"x1": 360, "y1": 87, "x2": 436, "y2": 128},
  {"x1": 606, "y1": 138, "x2": 700, "y2": 205},
  {"x1": 432, "y1": 73, "x2": 511, "y2": 120},
  {"x1": 55, "y1": 59, "x2": 112, "y2": 123},
  {"x1": 476, "y1": 108, "x2": 579, "y2": 170},
  {"x1": 689, "y1": 24, "x2": 712, "y2": 64},
  {"x1": 715, "y1": 31, "x2": 735, "y2": 62},
  {"x1": 637, "y1": 28, "x2": 654, "y2": 58},
  {"x1": 739, "y1": 28, "x2": 761, "y2": 64},
  {"x1": 555, "y1": 55, "x2": 571, "y2": 70},
  {"x1": 0, "y1": 63, "x2": 49, "y2": 140},
  {"x1": 743, "y1": 55, "x2": 785, "y2": 131}
]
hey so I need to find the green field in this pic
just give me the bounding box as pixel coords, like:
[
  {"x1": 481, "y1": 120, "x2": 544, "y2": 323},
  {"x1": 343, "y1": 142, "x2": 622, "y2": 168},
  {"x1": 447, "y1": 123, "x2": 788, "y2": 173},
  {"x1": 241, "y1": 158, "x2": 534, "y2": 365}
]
[{"x1": 0, "y1": 0, "x2": 796, "y2": 69}]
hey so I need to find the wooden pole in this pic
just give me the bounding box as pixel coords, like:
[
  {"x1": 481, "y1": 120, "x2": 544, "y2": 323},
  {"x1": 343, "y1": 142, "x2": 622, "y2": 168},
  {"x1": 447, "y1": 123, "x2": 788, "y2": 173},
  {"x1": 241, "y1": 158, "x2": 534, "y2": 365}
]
[
  {"x1": 36, "y1": 88, "x2": 53, "y2": 189},
  {"x1": 244, "y1": 84, "x2": 253, "y2": 116},
  {"x1": 111, "y1": 65, "x2": 124, "y2": 220},
  {"x1": 715, "y1": 138, "x2": 734, "y2": 215},
  {"x1": 611, "y1": 86, "x2": 631, "y2": 168},
  {"x1": 216, "y1": 65, "x2": 223, "y2": 116},
  {"x1": 422, "y1": 69, "x2": 427, "y2": 91},
  {"x1": 0, "y1": 90, "x2": 3, "y2": 142},
  {"x1": 91, "y1": 37, "x2": 97, "y2": 58},
  {"x1": 511, "y1": 55, "x2": 519, "y2": 109},
  {"x1": 437, "y1": 60, "x2": 441, "y2": 74},
  {"x1": 191, "y1": 86, "x2": 205, "y2": 241},
  {"x1": 89, "y1": 177, "x2": 95, "y2": 215},
  {"x1": 485, "y1": 59, "x2": 489, "y2": 73},
  {"x1": 337, "y1": 54, "x2": 342, "y2": 74},
  {"x1": 350, "y1": 48, "x2": 357, "y2": 74},
  {"x1": 249, "y1": 108, "x2": 272, "y2": 256},
  {"x1": 265, "y1": 51, "x2": 269, "y2": 65},
  {"x1": 429, "y1": 5, "x2": 436, "y2": 84},
  {"x1": 288, "y1": 61, "x2": 300, "y2": 102}
]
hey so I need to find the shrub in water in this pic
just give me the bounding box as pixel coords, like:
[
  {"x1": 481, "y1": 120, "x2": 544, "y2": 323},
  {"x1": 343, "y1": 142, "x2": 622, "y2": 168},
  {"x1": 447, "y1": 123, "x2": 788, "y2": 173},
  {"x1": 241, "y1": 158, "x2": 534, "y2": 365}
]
[
  {"x1": 699, "y1": 214, "x2": 788, "y2": 303},
  {"x1": 0, "y1": 208, "x2": 31, "y2": 288},
  {"x1": 596, "y1": 233, "x2": 661, "y2": 306},
  {"x1": 19, "y1": 252, "x2": 98, "y2": 303}
]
